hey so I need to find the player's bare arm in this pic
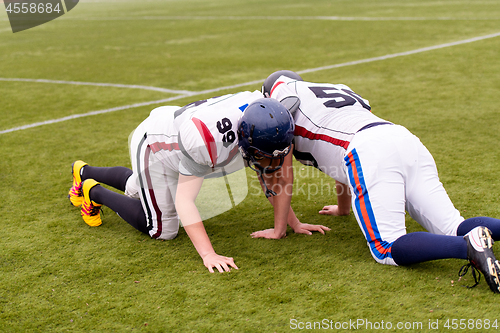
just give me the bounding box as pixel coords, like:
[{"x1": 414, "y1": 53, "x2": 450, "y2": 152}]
[
  {"x1": 251, "y1": 149, "x2": 330, "y2": 238},
  {"x1": 176, "y1": 174, "x2": 238, "y2": 273},
  {"x1": 184, "y1": 222, "x2": 238, "y2": 273},
  {"x1": 250, "y1": 151, "x2": 293, "y2": 239},
  {"x1": 319, "y1": 181, "x2": 352, "y2": 216},
  {"x1": 273, "y1": 153, "x2": 330, "y2": 235}
]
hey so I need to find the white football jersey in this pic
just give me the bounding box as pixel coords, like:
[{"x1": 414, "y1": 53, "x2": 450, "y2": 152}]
[
  {"x1": 142, "y1": 91, "x2": 263, "y2": 177},
  {"x1": 269, "y1": 76, "x2": 387, "y2": 184}
]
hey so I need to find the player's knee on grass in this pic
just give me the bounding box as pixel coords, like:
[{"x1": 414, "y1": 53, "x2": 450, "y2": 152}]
[
  {"x1": 369, "y1": 252, "x2": 398, "y2": 266},
  {"x1": 155, "y1": 230, "x2": 178, "y2": 240},
  {"x1": 151, "y1": 218, "x2": 179, "y2": 240},
  {"x1": 366, "y1": 239, "x2": 399, "y2": 266}
]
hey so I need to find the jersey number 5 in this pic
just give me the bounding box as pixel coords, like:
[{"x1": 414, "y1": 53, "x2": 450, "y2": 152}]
[{"x1": 309, "y1": 86, "x2": 371, "y2": 111}]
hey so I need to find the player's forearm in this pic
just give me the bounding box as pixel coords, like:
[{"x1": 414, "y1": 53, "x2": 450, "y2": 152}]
[
  {"x1": 286, "y1": 206, "x2": 301, "y2": 229},
  {"x1": 272, "y1": 175, "x2": 293, "y2": 238},
  {"x1": 184, "y1": 222, "x2": 216, "y2": 259},
  {"x1": 176, "y1": 200, "x2": 214, "y2": 258},
  {"x1": 335, "y1": 181, "x2": 352, "y2": 215},
  {"x1": 263, "y1": 196, "x2": 287, "y2": 238},
  {"x1": 175, "y1": 174, "x2": 204, "y2": 225},
  {"x1": 174, "y1": 174, "x2": 215, "y2": 257},
  {"x1": 270, "y1": 154, "x2": 295, "y2": 237},
  {"x1": 175, "y1": 198, "x2": 203, "y2": 226}
]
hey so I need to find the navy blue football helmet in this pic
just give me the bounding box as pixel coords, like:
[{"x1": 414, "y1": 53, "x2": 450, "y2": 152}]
[
  {"x1": 238, "y1": 98, "x2": 294, "y2": 175},
  {"x1": 261, "y1": 70, "x2": 303, "y2": 97}
]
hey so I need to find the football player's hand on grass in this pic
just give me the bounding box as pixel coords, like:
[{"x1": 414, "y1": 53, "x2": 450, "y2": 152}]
[
  {"x1": 291, "y1": 222, "x2": 330, "y2": 235},
  {"x1": 250, "y1": 228, "x2": 286, "y2": 239},
  {"x1": 202, "y1": 252, "x2": 238, "y2": 273},
  {"x1": 251, "y1": 224, "x2": 330, "y2": 238},
  {"x1": 319, "y1": 205, "x2": 350, "y2": 216}
]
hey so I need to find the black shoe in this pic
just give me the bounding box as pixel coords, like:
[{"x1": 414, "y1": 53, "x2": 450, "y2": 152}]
[{"x1": 462, "y1": 226, "x2": 500, "y2": 293}]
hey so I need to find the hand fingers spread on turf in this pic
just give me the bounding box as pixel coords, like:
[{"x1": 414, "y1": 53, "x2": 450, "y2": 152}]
[
  {"x1": 292, "y1": 229, "x2": 310, "y2": 235},
  {"x1": 295, "y1": 226, "x2": 312, "y2": 235},
  {"x1": 298, "y1": 224, "x2": 331, "y2": 235},
  {"x1": 226, "y1": 257, "x2": 238, "y2": 270},
  {"x1": 251, "y1": 229, "x2": 279, "y2": 239},
  {"x1": 319, "y1": 205, "x2": 338, "y2": 216},
  {"x1": 315, "y1": 225, "x2": 331, "y2": 234},
  {"x1": 250, "y1": 230, "x2": 265, "y2": 238},
  {"x1": 250, "y1": 231, "x2": 261, "y2": 238},
  {"x1": 313, "y1": 226, "x2": 325, "y2": 234},
  {"x1": 204, "y1": 254, "x2": 238, "y2": 273},
  {"x1": 217, "y1": 257, "x2": 238, "y2": 272}
]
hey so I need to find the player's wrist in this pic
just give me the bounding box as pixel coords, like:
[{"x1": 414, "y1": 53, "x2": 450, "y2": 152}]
[
  {"x1": 201, "y1": 251, "x2": 217, "y2": 260},
  {"x1": 288, "y1": 217, "x2": 301, "y2": 229},
  {"x1": 273, "y1": 227, "x2": 287, "y2": 239}
]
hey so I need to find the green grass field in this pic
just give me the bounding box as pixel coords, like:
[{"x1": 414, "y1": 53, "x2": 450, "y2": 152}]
[{"x1": 1, "y1": 0, "x2": 500, "y2": 331}]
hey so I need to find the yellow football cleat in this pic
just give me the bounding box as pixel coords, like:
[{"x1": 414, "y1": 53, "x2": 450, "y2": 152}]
[
  {"x1": 80, "y1": 179, "x2": 102, "y2": 227},
  {"x1": 68, "y1": 160, "x2": 88, "y2": 207}
]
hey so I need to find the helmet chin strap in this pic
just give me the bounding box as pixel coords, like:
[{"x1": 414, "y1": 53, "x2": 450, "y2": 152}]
[
  {"x1": 240, "y1": 147, "x2": 287, "y2": 198},
  {"x1": 252, "y1": 161, "x2": 282, "y2": 198},
  {"x1": 259, "y1": 171, "x2": 277, "y2": 198},
  {"x1": 244, "y1": 154, "x2": 278, "y2": 198}
]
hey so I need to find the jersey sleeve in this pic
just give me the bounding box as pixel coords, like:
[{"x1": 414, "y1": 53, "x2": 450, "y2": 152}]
[
  {"x1": 175, "y1": 90, "x2": 263, "y2": 177},
  {"x1": 178, "y1": 155, "x2": 211, "y2": 177},
  {"x1": 177, "y1": 117, "x2": 216, "y2": 176}
]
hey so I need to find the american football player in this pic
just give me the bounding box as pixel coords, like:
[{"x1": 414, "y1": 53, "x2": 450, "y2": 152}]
[
  {"x1": 69, "y1": 91, "x2": 262, "y2": 273},
  {"x1": 252, "y1": 70, "x2": 500, "y2": 293}
]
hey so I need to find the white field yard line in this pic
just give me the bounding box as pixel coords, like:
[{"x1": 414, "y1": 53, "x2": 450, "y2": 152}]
[
  {"x1": 61, "y1": 16, "x2": 500, "y2": 21},
  {"x1": 0, "y1": 96, "x2": 194, "y2": 134},
  {"x1": 0, "y1": 78, "x2": 193, "y2": 94},
  {"x1": 1, "y1": 31, "x2": 500, "y2": 135},
  {"x1": 298, "y1": 31, "x2": 500, "y2": 74}
]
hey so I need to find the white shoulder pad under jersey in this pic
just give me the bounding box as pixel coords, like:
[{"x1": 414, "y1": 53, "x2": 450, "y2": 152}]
[{"x1": 174, "y1": 90, "x2": 263, "y2": 176}]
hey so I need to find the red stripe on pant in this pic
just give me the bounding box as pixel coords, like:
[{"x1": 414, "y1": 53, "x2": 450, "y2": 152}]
[{"x1": 144, "y1": 145, "x2": 163, "y2": 239}]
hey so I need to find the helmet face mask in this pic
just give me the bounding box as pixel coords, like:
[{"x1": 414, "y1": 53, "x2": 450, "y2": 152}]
[
  {"x1": 238, "y1": 98, "x2": 295, "y2": 191},
  {"x1": 241, "y1": 145, "x2": 290, "y2": 174}
]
